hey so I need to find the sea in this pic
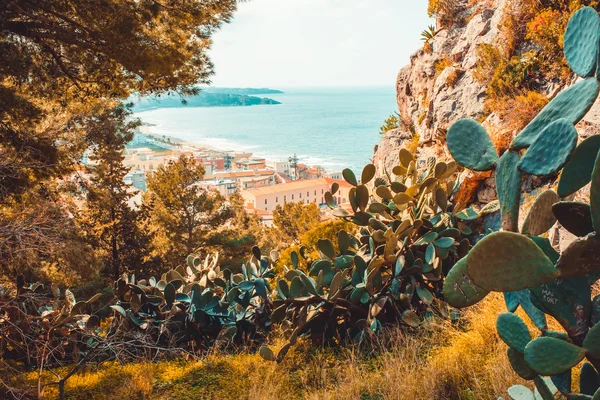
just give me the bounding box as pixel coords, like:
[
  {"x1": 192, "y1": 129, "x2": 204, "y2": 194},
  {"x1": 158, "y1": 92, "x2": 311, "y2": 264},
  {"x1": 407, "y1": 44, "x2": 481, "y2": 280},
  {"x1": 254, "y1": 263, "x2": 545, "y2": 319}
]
[{"x1": 132, "y1": 87, "x2": 397, "y2": 173}]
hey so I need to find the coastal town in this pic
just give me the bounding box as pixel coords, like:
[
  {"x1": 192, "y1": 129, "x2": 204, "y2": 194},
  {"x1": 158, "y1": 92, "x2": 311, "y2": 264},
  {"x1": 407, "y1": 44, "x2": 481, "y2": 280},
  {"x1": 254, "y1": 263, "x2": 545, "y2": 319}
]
[{"x1": 87, "y1": 127, "x2": 354, "y2": 225}]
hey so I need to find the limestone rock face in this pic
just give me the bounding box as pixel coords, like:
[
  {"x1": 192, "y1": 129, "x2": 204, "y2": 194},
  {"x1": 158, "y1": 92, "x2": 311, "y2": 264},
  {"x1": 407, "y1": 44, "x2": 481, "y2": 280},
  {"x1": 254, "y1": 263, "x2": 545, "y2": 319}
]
[
  {"x1": 373, "y1": 1, "x2": 508, "y2": 173},
  {"x1": 373, "y1": 0, "x2": 600, "y2": 225}
]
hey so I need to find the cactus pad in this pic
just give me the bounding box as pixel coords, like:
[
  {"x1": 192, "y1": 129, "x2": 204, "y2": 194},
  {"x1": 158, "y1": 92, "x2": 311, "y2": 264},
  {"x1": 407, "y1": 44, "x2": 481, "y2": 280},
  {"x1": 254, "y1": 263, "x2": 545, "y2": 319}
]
[
  {"x1": 530, "y1": 276, "x2": 591, "y2": 340},
  {"x1": 447, "y1": 118, "x2": 499, "y2": 171},
  {"x1": 564, "y1": 7, "x2": 600, "y2": 77},
  {"x1": 558, "y1": 135, "x2": 600, "y2": 197},
  {"x1": 529, "y1": 236, "x2": 560, "y2": 264},
  {"x1": 511, "y1": 78, "x2": 599, "y2": 149},
  {"x1": 497, "y1": 312, "x2": 532, "y2": 352},
  {"x1": 466, "y1": 232, "x2": 558, "y2": 292},
  {"x1": 521, "y1": 190, "x2": 560, "y2": 236},
  {"x1": 514, "y1": 288, "x2": 548, "y2": 330},
  {"x1": 556, "y1": 233, "x2": 600, "y2": 279},
  {"x1": 517, "y1": 119, "x2": 578, "y2": 176},
  {"x1": 592, "y1": 150, "x2": 600, "y2": 232},
  {"x1": 508, "y1": 347, "x2": 538, "y2": 380},
  {"x1": 443, "y1": 257, "x2": 489, "y2": 308},
  {"x1": 552, "y1": 202, "x2": 595, "y2": 237},
  {"x1": 496, "y1": 151, "x2": 522, "y2": 231},
  {"x1": 580, "y1": 362, "x2": 600, "y2": 395},
  {"x1": 584, "y1": 322, "x2": 600, "y2": 358},
  {"x1": 524, "y1": 337, "x2": 586, "y2": 375}
]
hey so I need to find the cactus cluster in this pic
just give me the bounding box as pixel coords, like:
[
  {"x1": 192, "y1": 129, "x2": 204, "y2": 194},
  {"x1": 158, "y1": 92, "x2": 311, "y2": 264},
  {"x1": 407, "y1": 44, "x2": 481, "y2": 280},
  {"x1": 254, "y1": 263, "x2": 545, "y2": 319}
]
[
  {"x1": 0, "y1": 282, "x2": 104, "y2": 368},
  {"x1": 444, "y1": 7, "x2": 600, "y2": 399},
  {"x1": 111, "y1": 249, "x2": 275, "y2": 349},
  {"x1": 259, "y1": 149, "x2": 490, "y2": 361}
]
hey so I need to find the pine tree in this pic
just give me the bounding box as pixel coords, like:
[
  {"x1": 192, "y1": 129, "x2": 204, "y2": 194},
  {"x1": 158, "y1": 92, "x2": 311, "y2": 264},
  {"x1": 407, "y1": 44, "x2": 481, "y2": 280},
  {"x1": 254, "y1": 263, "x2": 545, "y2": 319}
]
[
  {"x1": 143, "y1": 156, "x2": 234, "y2": 268},
  {"x1": 79, "y1": 106, "x2": 145, "y2": 280}
]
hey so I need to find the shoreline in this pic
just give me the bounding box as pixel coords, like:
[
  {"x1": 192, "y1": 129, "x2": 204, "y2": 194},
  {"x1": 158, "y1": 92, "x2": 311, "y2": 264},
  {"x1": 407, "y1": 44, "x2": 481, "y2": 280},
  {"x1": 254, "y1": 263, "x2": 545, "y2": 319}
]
[{"x1": 134, "y1": 124, "x2": 337, "y2": 172}]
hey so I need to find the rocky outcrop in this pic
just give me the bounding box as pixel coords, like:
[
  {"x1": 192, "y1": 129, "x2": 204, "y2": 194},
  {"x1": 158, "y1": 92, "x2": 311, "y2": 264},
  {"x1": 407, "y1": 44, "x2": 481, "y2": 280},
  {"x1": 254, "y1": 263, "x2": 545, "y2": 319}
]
[
  {"x1": 372, "y1": 0, "x2": 600, "y2": 251},
  {"x1": 373, "y1": 1, "x2": 508, "y2": 172}
]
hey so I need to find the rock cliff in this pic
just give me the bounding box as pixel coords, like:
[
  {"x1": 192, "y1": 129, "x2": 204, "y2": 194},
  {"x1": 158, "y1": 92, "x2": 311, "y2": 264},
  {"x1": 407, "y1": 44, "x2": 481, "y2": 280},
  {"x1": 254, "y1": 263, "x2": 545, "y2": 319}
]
[{"x1": 373, "y1": 0, "x2": 600, "y2": 249}]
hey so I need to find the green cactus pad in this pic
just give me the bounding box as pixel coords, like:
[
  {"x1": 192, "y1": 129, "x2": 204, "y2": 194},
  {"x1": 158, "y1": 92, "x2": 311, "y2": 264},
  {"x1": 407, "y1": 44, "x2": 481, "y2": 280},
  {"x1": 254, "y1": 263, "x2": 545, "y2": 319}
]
[
  {"x1": 564, "y1": 7, "x2": 600, "y2": 77},
  {"x1": 443, "y1": 257, "x2": 489, "y2": 308},
  {"x1": 581, "y1": 362, "x2": 600, "y2": 395},
  {"x1": 517, "y1": 119, "x2": 578, "y2": 176},
  {"x1": 521, "y1": 190, "x2": 560, "y2": 235},
  {"x1": 466, "y1": 232, "x2": 558, "y2": 292},
  {"x1": 504, "y1": 292, "x2": 520, "y2": 312},
  {"x1": 524, "y1": 337, "x2": 586, "y2": 375},
  {"x1": 553, "y1": 202, "x2": 595, "y2": 237},
  {"x1": 511, "y1": 78, "x2": 599, "y2": 149},
  {"x1": 530, "y1": 276, "x2": 591, "y2": 340},
  {"x1": 556, "y1": 233, "x2": 600, "y2": 279},
  {"x1": 558, "y1": 135, "x2": 600, "y2": 197},
  {"x1": 592, "y1": 151, "x2": 600, "y2": 232},
  {"x1": 447, "y1": 118, "x2": 499, "y2": 171},
  {"x1": 497, "y1": 312, "x2": 532, "y2": 352},
  {"x1": 551, "y1": 371, "x2": 572, "y2": 395},
  {"x1": 496, "y1": 151, "x2": 522, "y2": 231},
  {"x1": 514, "y1": 289, "x2": 548, "y2": 330},
  {"x1": 529, "y1": 236, "x2": 560, "y2": 264},
  {"x1": 508, "y1": 347, "x2": 538, "y2": 380},
  {"x1": 584, "y1": 322, "x2": 600, "y2": 358}
]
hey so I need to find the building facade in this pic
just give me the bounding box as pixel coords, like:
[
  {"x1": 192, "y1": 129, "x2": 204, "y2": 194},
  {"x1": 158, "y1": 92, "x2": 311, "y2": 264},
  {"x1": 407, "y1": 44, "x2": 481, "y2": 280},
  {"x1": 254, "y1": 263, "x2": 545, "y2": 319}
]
[{"x1": 240, "y1": 178, "x2": 351, "y2": 212}]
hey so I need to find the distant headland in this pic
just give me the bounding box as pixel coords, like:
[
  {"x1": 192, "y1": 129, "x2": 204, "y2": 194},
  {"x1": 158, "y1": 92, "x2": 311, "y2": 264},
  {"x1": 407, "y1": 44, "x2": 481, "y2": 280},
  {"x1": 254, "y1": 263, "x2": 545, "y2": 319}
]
[
  {"x1": 200, "y1": 87, "x2": 284, "y2": 95},
  {"x1": 132, "y1": 87, "x2": 283, "y2": 112}
]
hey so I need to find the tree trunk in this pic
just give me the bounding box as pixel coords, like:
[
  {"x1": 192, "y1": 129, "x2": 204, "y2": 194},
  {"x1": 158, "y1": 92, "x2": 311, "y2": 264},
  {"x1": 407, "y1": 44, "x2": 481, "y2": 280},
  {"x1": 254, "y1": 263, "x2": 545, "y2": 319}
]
[{"x1": 111, "y1": 206, "x2": 119, "y2": 281}]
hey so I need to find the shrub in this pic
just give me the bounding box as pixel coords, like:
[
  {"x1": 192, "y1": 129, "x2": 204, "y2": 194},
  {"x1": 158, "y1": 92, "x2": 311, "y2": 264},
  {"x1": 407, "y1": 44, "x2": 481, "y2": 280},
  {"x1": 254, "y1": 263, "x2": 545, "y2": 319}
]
[
  {"x1": 379, "y1": 112, "x2": 400, "y2": 135},
  {"x1": 428, "y1": 0, "x2": 463, "y2": 28}
]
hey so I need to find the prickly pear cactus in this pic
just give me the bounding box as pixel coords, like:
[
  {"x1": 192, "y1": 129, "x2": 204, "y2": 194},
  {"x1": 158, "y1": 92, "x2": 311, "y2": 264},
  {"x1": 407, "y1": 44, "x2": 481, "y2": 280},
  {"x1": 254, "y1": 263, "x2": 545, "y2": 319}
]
[
  {"x1": 260, "y1": 151, "x2": 487, "y2": 361},
  {"x1": 443, "y1": 7, "x2": 600, "y2": 399}
]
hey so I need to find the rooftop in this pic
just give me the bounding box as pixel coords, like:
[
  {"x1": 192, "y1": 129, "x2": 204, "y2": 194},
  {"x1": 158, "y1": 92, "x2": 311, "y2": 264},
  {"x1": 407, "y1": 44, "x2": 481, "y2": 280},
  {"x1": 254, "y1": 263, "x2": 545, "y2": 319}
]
[{"x1": 242, "y1": 178, "x2": 351, "y2": 196}]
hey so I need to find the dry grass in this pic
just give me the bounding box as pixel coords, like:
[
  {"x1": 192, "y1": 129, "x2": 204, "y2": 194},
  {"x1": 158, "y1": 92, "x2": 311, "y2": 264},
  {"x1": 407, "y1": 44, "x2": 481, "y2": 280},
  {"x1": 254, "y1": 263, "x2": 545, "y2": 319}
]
[{"x1": 13, "y1": 294, "x2": 535, "y2": 400}]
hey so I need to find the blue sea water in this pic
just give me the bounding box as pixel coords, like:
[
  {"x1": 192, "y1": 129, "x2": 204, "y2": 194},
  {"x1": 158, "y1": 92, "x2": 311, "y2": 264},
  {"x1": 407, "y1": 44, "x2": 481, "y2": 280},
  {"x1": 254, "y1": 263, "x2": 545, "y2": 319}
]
[{"x1": 132, "y1": 87, "x2": 397, "y2": 172}]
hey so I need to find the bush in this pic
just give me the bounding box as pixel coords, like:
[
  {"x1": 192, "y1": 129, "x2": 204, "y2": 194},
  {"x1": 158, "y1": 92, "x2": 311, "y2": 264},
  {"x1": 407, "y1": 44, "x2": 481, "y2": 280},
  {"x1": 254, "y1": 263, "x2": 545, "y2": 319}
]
[{"x1": 428, "y1": 0, "x2": 463, "y2": 28}]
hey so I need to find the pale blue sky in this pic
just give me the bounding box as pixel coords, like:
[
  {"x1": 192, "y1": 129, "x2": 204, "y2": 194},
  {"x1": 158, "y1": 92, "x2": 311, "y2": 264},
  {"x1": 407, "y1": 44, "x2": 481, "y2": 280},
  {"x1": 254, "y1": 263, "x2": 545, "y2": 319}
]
[{"x1": 209, "y1": 0, "x2": 432, "y2": 87}]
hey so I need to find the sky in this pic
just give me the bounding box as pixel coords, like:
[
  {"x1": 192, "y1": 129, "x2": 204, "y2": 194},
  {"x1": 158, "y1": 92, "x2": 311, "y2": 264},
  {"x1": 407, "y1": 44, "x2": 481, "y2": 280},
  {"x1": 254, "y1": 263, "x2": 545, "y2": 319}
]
[{"x1": 208, "y1": 0, "x2": 432, "y2": 88}]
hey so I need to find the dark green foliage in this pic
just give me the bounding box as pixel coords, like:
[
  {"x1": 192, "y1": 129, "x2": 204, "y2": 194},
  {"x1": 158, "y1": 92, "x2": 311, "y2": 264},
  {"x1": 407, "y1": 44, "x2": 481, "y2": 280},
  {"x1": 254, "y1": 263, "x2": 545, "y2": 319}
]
[
  {"x1": 508, "y1": 347, "x2": 537, "y2": 380},
  {"x1": 446, "y1": 118, "x2": 499, "y2": 171},
  {"x1": 580, "y1": 363, "x2": 600, "y2": 395},
  {"x1": 558, "y1": 135, "x2": 600, "y2": 197},
  {"x1": 530, "y1": 276, "x2": 591, "y2": 341},
  {"x1": 553, "y1": 202, "x2": 595, "y2": 237}
]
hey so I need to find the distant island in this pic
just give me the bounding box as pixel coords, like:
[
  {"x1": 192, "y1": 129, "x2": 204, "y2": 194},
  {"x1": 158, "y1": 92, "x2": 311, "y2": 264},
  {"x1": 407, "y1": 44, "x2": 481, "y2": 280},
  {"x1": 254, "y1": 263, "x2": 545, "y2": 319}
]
[
  {"x1": 200, "y1": 87, "x2": 284, "y2": 95},
  {"x1": 132, "y1": 88, "x2": 283, "y2": 112}
]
